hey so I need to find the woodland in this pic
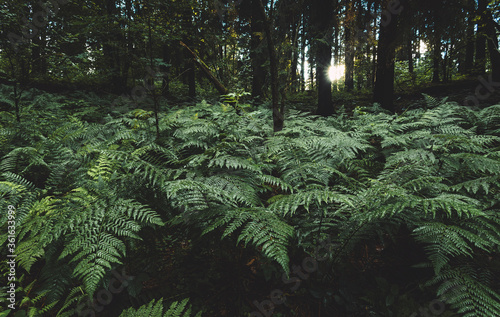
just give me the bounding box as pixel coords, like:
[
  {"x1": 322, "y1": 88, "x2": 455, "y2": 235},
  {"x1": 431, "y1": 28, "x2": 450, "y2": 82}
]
[{"x1": 0, "y1": 0, "x2": 500, "y2": 316}]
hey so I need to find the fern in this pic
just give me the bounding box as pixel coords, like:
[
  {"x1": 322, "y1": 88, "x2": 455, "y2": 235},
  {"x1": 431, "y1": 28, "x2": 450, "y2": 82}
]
[
  {"x1": 119, "y1": 298, "x2": 202, "y2": 317},
  {"x1": 2, "y1": 92, "x2": 500, "y2": 316},
  {"x1": 428, "y1": 267, "x2": 500, "y2": 317}
]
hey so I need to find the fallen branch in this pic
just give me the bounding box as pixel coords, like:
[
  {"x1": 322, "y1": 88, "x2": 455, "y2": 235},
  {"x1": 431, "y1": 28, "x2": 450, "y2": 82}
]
[{"x1": 180, "y1": 41, "x2": 229, "y2": 95}]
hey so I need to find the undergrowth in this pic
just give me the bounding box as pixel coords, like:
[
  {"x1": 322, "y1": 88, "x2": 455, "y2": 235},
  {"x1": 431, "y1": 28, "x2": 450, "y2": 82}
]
[{"x1": 0, "y1": 88, "x2": 499, "y2": 316}]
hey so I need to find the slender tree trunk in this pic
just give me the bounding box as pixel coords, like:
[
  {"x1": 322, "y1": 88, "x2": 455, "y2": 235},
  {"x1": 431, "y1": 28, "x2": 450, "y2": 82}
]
[
  {"x1": 147, "y1": 7, "x2": 160, "y2": 140},
  {"x1": 7, "y1": 56, "x2": 21, "y2": 122},
  {"x1": 464, "y1": 0, "x2": 475, "y2": 74},
  {"x1": 371, "y1": 45, "x2": 376, "y2": 89},
  {"x1": 373, "y1": 0, "x2": 399, "y2": 112},
  {"x1": 345, "y1": 30, "x2": 355, "y2": 91},
  {"x1": 290, "y1": 19, "x2": 300, "y2": 93},
  {"x1": 316, "y1": 43, "x2": 333, "y2": 115},
  {"x1": 442, "y1": 44, "x2": 448, "y2": 83},
  {"x1": 186, "y1": 46, "x2": 196, "y2": 98},
  {"x1": 309, "y1": 48, "x2": 314, "y2": 90},
  {"x1": 475, "y1": 0, "x2": 488, "y2": 74},
  {"x1": 219, "y1": 45, "x2": 225, "y2": 82},
  {"x1": 408, "y1": 38, "x2": 414, "y2": 76},
  {"x1": 345, "y1": 3, "x2": 355, "y2": 91},
  {"x1": 31, "y1": 1, "x2": 46, "y2": 77},
  {"x1": 443, "y1": 44, "x2": 447, "y2": 82},
  {"x1": 258, "y1": 0, "x2": 283, "y2": 132},
  {"x1": 251, "y1": 0, "x2": 266, "y2": 100},
  {"x1": 300, "y1": 14, "x2": 306, "y2": 92},
  {"x1": 162, "y1": 44, "x2": 170, "y2": 97},
  {"x1": 121, "y1": 0, "x2": 132, "y2": 91},
  {"x1": 487, "y1": 12, "x2": 500, "y2": 82},
  {"x1": 311, "y1": 0, "x2": 334, "y2": 116},
  {"x1": 103, "y1": 0, "x2": 123, "y2": 93},
  {"x1": 334, "y1": 20, "x2": 340, "y2": 65},
  {"x1": 432, "y1": 38, "x2": 441, "y2": 83}
]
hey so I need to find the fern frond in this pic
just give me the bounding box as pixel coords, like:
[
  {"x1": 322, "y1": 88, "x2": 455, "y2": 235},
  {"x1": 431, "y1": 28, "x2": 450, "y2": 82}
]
[
  {"x1": 119, "y1": 298, "x2": 201, "y2": 317},
  {"x1": 203, "y1": 207, "x2": 293, "y2": 273},
  {"x1": 428, "y1": 267, "x2": 500, "y2": 317}
]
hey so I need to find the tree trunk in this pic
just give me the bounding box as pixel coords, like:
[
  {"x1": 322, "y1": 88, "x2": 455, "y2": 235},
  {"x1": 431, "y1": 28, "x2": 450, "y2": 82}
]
[
  {"x1": 334, "y1": 19, "x2": 340, "y2": 65},
  {"x1": 463, "y1": 0, "x2": 475, "y2": 74},
  {"x1": 442, "y1": 44, "x2": 449, "y2": 83},
  {"x1": 121, "y1": 0, "x2": 132, "y2": 91},
  {"x1": 371, "y1": 45, "x2": 376, "y2": 89},
  {"x1": 373, "y1": 0, "x2": 399, "y2": 112},
  {"x1": 311, "y1": 0, "x2": 334, "y2": 116},
  {"x1": 258, "y1": 0, "x2": 283, "y2": 132},
  {"x1": 345, "y1": 30, "x2": 355, "y2": 91},
  {"x1": 162, "y1": 44, "x2": 170, "y2": 97},
  {"x1": 408, "y1": 38, "x2": 414, "y2": 76},
  {"x1": 345, "y1": 3, "x2": 355, "y2": 91},
  {"x1": 316, "y1": 43, "x2": 333, "y2": 115},
  {"x1": 31, "y1": 1, "x2": 47, "y2": 77},
  {"x1": 251, "y1": 0, "x2": 266, "y2": 100},
  {"x1": 300, "y1": 13, "x2": 306, "y2": 92},
  {"x1": 309, "y1": 49, "x2": 314, "y2": 90},
  {"x1": 486, "y1": 12, "x2": 500, "y2": 82},
  {"x1": 290, "y1": 19, "x2": 300, "y2": 93},
  {"x1": 103, "y1": 0, "x2": 123, "y2": 94},
  {"x1": 181, "y1": 38, "x2": 196, "y2": 98},
  {"x1": 432, "y1": 38, "x2": 441, "y2": 83},
  {"x1": 475, "y1": 0, "x2": 487, "y2": 74}
]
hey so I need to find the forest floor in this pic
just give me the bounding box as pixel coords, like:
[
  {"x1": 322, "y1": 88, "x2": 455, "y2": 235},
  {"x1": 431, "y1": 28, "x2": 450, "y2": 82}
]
[
  {"x1": 288, "y1": 77, "x2": 500, "y2": 114},
  {"x1": 1, "y1": 77, "x2": 499, "y2": 316}
]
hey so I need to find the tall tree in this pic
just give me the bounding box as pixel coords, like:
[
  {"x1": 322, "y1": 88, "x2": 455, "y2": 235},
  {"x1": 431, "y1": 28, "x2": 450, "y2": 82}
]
[
  {"x1": 475, "y1": 0, "x2": 488, "y2": 74},
  {"x1": 344, "y1": 1, "x2": 356, "y2": 92},
  {"x1": 373, "y1": 0, "x2": 403, "y2": 112},
  {"x1": 310, "y1": 0, "x2": 334, "y2": 116},
  {"x1": 486, "y1": 10, "x2": 500, "y2": 82},
  {"x1": 250, "y1": 0, "x2": 267, "y2": 100},
  {"x1": 463, "y1": 0, "x2": 476, "y2": 74},
  {"x1": 432, "y1": 35, "x2": 442, "y2": 83},
  {"x1": 258, "y1": 0, "x2": 283, "y2": 132}
]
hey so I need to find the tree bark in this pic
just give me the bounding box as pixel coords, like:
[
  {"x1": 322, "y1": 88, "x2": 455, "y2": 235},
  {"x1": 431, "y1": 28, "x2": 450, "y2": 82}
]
[
  {"x1": 31, "y1": 1, "x2": 47, "y2": 77},
  {"x1": 486, "y1": 12, "x2": 500, "y2": 82},
  {"x1": 162, "y1": 44, "x2": 170, "y2": 97},
  {"x1": 463, "y1": 0, "x2": 475, "y2": 74},
  {"x1": 309, "y1": 50, "x2": 314, "y2": 90},
  {"x1": 345, "y1": 31, "x2": 355, "y2": 91},
  {"x1": 290, "y1": 19, "x2": 300, "y2": 93},
  {"x1": 187, "y1": 59, "x2": 196, "y2": 97},
  {"x1": 475, "y1": 0, "x2": 488, "y2": 74},
  {"x1": 408, "y1": 37, "x2": 414, "y2": 76},
  {"x1": 432, "y1": 37, "x2": 441, "y2": 83},
  {"x1": 373, "y1": 0, "x2": 399, "y2": 112},
  {"x1": 102, "y1": 0, "x2": 123, "y2": 93},
  {"x1": 258, "y1": 0, "x2": 283, "y2": 132},
  {"x1": 311, "y1": 0, "x2": 334, "y2": 116},
  {"x1": 345, "y1": 3, "x2": 355, "y2": 91},
  {"x1": 300, "y1": 13, "x2": 306, "y2": 92},
  {"x1": 250, "y1": 0, "x2": 266, "y2": 100}
]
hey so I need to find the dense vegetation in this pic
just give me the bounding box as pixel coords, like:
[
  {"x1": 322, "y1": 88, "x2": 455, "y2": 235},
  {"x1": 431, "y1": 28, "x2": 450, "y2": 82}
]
[
  {"x1": 0, "y1": 86, "x2": 499, "y2": 316},
  {"x1": 1, "y1": 0, "x2": 500, "y2": 316}
]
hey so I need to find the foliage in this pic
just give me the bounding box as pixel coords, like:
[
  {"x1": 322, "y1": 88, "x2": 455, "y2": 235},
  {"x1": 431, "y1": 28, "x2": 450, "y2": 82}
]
[
  {"x1": 0, "y1": 91, "x2": 499, "y2": 316},
  {"x1": 119, "y1": 298, "x2": 201, "y2": 317}
]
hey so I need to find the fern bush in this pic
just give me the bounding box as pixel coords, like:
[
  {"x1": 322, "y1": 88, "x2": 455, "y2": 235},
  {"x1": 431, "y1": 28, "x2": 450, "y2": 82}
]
[
  {"x1": 119, "y1": 298, "x2": 201, "y2": 317},
  {"x1": 0, "y1": 91, "x2": 499, "y2": 316}
]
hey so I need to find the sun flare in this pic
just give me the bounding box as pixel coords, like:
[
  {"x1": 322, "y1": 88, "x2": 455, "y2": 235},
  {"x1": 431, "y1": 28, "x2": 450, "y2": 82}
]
[{"x1": 328, "y1": 64, "x2": 345, "y2": 82}]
